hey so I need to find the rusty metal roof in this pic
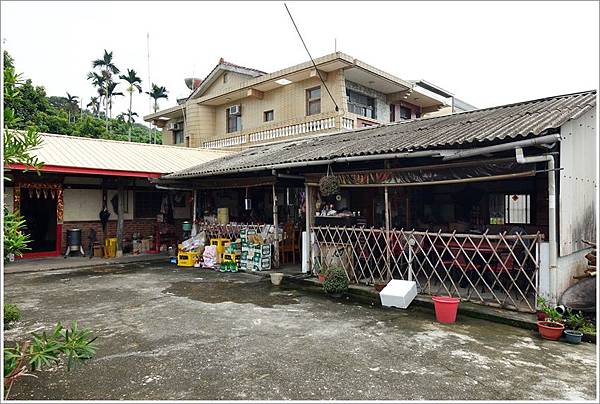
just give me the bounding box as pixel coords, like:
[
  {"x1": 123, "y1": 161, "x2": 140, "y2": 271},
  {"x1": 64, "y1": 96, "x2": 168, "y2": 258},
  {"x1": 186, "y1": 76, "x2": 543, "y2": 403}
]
[
  {"x1": 19, "y1": 133, "x2": 231, "y2": 175},
  {"x1": 166, "y1": 90, "x2": 597, "y2": 179}
]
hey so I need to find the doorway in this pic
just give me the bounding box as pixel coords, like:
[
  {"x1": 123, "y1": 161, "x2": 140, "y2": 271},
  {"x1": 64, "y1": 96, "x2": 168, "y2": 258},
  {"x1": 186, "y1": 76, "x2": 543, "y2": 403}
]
[{"x1": 20, "y1": 188, "x2": 58, "y2": 253}]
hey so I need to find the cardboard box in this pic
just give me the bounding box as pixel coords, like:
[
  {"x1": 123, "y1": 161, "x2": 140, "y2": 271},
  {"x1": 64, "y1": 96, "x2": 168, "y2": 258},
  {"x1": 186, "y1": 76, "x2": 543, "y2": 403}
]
[{"x1": 260, "y1": 244, "x2": 271, "y2": 256}]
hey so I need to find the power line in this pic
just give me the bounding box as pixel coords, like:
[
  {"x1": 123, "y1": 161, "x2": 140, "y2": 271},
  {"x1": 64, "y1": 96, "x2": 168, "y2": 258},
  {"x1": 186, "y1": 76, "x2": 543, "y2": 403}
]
[{"x1": 284, "y1": 3, "x2": 339, "y2": 112}]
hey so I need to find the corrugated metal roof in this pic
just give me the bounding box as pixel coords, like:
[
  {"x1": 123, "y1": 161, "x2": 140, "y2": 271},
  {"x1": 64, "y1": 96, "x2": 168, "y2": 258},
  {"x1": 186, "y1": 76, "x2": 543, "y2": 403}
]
[
  {"x1": 166, "y1": 90, "x2": 596, "y2": 179},
  {"x1": 24, "y1": 133, "x2": 231, "y2": 174}
]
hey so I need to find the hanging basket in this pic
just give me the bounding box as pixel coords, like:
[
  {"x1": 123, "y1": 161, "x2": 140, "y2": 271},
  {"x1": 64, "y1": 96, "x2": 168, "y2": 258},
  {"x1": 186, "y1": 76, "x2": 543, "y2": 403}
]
[
  {"x1": 319, "y1": 165, "x2": 340, "y2": 197},
  {"x1": 319, "y1": 175, "x2": 340, "y2": 197}
]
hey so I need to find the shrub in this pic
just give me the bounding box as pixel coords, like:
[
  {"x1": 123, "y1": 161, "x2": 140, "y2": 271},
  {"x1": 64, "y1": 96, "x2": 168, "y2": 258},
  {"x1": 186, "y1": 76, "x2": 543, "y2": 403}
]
[
  {"x1": 322, "y1": 267, "x2": 349, "y2": 295},
  {"x1": 536, "y1": 296, "x2": 563, "y2": 323},
  {"x1": 4, "y1": 303, "x2": 21, "y2": 325}
]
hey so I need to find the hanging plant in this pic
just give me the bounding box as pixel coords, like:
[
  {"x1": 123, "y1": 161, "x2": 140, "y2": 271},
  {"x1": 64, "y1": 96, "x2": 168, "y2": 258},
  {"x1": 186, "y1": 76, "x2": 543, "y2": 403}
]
[{"x1": 319, "y1": 165, "x2": 340, "y2": 197}]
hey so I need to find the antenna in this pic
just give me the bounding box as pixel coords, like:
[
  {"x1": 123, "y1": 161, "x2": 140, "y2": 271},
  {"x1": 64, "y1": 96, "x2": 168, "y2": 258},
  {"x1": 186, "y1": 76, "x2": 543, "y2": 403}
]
[
  {"x1": 146, "y1": 32, "x2": 153, "y2": 144},
  {"x1": 284, "y1": 3, "x2": 339, "y2": 112},
  {"x1": 334, "y1": 38, "x2": 337, "y2": 52}
]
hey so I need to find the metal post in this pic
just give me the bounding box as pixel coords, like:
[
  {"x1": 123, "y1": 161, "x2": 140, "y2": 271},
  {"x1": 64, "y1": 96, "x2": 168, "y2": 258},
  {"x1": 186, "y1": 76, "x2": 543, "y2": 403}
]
[
  {"x1": 272, "y1": 184, "x2": 280, "y2": 269},
  {"x1": 191, "y1": 189, "x2": 198, "y2": 236},
  {"x1": 304, "y1": 183, "x2": 312, "y2": 274},
  {"x1": 116, "y1": 182, "x2": 125, "y2": 257},
  {"x1": 384, "y1": 186, "x2": 391, "y2": 281}
]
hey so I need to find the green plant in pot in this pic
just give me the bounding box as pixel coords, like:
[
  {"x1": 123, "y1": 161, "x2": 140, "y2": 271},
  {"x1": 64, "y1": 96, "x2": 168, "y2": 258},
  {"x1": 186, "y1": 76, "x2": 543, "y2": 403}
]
[
  {"x1": 322, "y1": 267, "x2": 349, "y2": 297},
  {"x1": 317, "y1": 266, "x2": 329, "y2": 283},
  {"x1": 536, "y1": 296, "x2": 565, "y2": 341},
  {"x1": 563, "y1": 309, "x2": 595, "y2": 344}
]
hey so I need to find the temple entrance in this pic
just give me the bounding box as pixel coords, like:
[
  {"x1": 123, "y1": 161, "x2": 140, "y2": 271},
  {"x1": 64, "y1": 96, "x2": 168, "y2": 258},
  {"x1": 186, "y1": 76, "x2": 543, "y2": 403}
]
[{"x1": 20, "y1": 187, "x2": 58, "y2": 253}]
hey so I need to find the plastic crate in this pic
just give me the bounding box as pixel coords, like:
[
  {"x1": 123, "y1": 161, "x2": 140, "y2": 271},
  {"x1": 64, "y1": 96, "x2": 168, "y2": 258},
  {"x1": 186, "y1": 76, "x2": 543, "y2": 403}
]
[
  {"x1": 210, "y1": 238, "x2": 231, "y2": 255},
  {"x1": 178, "y1": 252, "x2": 200, "y2": 267}
]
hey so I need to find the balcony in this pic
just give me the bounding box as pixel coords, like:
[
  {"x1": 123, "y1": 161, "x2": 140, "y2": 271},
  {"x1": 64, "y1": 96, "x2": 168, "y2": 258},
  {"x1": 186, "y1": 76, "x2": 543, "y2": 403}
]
[{"x1": 202, "y1": 111, "x2": 356, "y2": 149}]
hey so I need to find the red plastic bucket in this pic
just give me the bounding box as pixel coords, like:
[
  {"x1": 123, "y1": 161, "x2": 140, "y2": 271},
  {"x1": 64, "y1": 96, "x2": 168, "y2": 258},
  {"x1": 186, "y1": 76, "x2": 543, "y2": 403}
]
[{"x1": 432, "y1": 296, "x2": 460, "y2": 323}]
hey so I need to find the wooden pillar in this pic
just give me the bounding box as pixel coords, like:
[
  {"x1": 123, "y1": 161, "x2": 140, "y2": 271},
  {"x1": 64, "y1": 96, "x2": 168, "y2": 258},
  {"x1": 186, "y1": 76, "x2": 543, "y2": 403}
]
[
  {"x1": 116, "y1": 182, "x2": 125, "y2": 257},
  {"x1": 384, "y1": 185, "x2": 392, "y2": 281},
  {"x1": 272, "y1": 184, "x2": 280, "y2": 269}
]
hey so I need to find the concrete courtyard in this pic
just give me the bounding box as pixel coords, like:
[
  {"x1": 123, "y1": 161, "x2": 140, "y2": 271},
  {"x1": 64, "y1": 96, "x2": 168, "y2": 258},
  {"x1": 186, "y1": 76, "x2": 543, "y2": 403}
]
[{"x1": 3, "y1": 261, "x2": 597, "y2": 401}]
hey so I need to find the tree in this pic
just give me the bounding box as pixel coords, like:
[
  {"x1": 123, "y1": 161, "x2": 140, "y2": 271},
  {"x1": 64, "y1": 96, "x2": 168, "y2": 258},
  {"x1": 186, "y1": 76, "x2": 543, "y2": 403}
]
[
  {"x1": 65, "y1": 92, "x2": 79, "y2": 123},
  {"x1": 119, "y1": 69, "x2": 142, "y2": 142},
  {"x1": 146, "y1": 83, "x2": 168, "y2": 113},
  {"x1": 90, "y1": 50, "x2": 119, "y2": 131},
  {"x1": 146, "y1": 83, "x2": 168, "y2": 144},
  {"x1": 105, "y1": 81, "x2": 124, "y2": 120},
  {"x1": 86, "y1": 96, "x2": 100, "y2": 117}
]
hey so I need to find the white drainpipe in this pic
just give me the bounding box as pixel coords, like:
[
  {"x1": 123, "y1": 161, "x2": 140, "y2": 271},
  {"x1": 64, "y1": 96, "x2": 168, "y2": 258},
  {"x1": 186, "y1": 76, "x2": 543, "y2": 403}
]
[{"x1": 515, "y1": 147, "x2": 558, "y2": 304}]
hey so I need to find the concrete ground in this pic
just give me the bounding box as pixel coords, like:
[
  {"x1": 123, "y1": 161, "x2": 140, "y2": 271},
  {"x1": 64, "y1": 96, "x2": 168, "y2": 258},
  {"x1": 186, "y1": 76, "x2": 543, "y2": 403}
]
[
  {"x1": 4, "y1": 253, "x2": 168, "y2": 274},
  {"x1": 3, "y1": 261, "x2": 597, "y2": 401}
]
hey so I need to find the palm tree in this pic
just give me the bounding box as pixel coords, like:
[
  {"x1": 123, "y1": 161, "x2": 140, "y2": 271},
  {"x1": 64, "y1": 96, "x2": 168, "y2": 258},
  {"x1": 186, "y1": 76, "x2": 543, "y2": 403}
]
[
  {"x1": 119, "y1": 69, "x2": 142, "y2": 141},
  {"x1": 65, "y1": 92, "x2": 79, "y2": 123},
  {"x1": 87, "y1": 71, "x2": 106, "y2": 120},
  {"x1": 87, "y1": 96, "x2": 100, "y2": 117},
  {"x1": 91, "y1": 50, "x2": 120, "y2": 131},
  {"x1": 106, "y1": 81, "x2": 124, "y2": 119},
  {"x1": 146, "y1": 83, "x2": 168, "y2": 113}
]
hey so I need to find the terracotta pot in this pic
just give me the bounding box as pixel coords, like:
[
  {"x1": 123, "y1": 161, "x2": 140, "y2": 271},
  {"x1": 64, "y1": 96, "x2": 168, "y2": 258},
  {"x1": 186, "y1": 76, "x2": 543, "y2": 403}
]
[
  {"x1": 374, "y1": 282, "x2": 388, "y2": 292},
  {"x1": 537, "y1": 321, "x2": 565, "y2": 341},
  {"x1": 536, "y1": 311, "x2": 546, "y2": 321},
  {"x1": 318, "y1": 274, "x2": 325, "y2": 282}
]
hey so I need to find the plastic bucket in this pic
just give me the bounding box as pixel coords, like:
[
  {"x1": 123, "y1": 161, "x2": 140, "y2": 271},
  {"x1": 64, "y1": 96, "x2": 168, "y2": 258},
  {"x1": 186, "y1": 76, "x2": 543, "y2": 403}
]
[{"x1": 432, "y1": 296, "x2": 460, "y2": 323}]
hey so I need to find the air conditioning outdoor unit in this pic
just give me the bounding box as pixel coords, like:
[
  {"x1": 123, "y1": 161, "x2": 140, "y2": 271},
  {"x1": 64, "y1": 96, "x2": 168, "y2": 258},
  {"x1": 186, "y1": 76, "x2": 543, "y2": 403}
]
[
  {"x1": 228, "y1": 105, "x2": 241, "y2": 115},
  {"x1": 168, "y1": 122, "x2": 182, "y2": 131}
]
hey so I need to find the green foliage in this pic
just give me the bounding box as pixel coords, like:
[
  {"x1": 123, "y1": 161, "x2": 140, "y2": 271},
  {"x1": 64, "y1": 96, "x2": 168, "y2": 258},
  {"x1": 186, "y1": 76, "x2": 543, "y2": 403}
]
[
  {"x1": 3, "y1": 208, "x2": 31, "y2": 261},
  {"x1": 322, "y1": 267, "x2": 349, "y2": 295},
  {"x1": 3, "y1": 304, "x2": 21, "y2": 325},
  {"x1": 564, "y1": 308, "x2": 596, "y2": 334},
  {"x1": 536, "y1": 296, "x2": 563, "y2": 323},
  {"x1": 3, "y1": 322, "x2": 97, "y2": 399}
]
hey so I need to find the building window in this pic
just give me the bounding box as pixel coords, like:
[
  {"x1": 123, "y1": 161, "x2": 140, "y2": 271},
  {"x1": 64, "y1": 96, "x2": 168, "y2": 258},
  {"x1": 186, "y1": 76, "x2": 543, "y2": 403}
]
[
  {"x1": 173, "y1": 130, "x2": 184, "y2": 144},
  {"x1": 390, "y1": 105, "x2": 396, "y2": 122},
  {"x1": 306, "y1": 86, "x2": 321, "y2": 116},
  {"x1": 223, "y1": 73, "x2": 229, "y2": 84},
  {"x1": 134, "y1": 191, "x2": 164, "y2": 219},
  {"x1": 489, "y1": 194, "x2": 531, "y2": 225},
  {"x1": 264, "y1": 110, "x2": 274, "y2": 122},
  {"x1": 347, "y1": 89, "x2": 376, "y2": 119},
  {"x1": 399, "y1": 106, "x2": 412, "y2": 120},
  {"x1": 226, "y1": 106, "x2": 241, "y2": 133}
]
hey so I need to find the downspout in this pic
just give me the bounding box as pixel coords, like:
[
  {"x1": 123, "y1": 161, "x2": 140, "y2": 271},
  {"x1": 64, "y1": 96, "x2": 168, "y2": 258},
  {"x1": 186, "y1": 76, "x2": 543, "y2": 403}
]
[{"x1": 515, "y1": 147, "x2": 558, "y2": 304}]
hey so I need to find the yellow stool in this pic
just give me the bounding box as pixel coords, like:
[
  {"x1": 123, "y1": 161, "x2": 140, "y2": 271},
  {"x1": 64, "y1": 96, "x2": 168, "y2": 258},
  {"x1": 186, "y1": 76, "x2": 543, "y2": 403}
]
[{"x1": 104, "y1": 238, "x2": 117, "y2": 258}]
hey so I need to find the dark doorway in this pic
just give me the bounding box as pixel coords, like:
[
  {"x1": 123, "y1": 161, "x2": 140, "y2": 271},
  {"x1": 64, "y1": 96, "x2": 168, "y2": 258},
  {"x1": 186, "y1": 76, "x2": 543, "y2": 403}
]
[{"x1": 20, "y1": 189, "x2": 57, "y2": 252}]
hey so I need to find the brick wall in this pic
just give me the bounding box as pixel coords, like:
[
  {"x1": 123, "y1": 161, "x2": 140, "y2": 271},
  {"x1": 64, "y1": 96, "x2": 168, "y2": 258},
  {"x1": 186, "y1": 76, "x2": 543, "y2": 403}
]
[{"x1": 61, "y1": 219, "x2": 186, "y2": 251}]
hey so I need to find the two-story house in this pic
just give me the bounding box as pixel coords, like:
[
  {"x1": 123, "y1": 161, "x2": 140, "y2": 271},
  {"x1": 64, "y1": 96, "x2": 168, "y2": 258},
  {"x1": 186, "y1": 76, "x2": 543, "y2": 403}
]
[{"x1": 144, "y1": 52, "x2": 475, "y2": 149}]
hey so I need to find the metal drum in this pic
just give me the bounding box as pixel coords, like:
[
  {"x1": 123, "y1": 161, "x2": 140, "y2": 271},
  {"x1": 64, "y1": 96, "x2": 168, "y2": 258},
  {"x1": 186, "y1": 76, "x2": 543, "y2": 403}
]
[{"x1": 66, "y1": 229, "x2": 82, "y2": 251}]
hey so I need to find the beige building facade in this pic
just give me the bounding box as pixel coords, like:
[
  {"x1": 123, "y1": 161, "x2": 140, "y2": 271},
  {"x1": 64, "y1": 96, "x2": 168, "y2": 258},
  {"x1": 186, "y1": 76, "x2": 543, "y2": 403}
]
[{"x1": 145, "y1": 52, "x2": 475, "y2": 149}]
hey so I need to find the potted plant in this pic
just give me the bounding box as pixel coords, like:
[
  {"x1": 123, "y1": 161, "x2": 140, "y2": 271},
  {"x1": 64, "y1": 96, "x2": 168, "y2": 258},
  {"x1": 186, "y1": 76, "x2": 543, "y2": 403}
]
[
  {"x1": 536, "y1": 296, "x2": 550, "y2": 321},
  {"x1": 536, "y1": 297, "x2": 565, "y2": 341},
  {"x1": 322, "y1": 267, "x2": 349, "y2": 298},
  {"x1": 563, "y1": 309, "x2": 589, "y2": 344}
]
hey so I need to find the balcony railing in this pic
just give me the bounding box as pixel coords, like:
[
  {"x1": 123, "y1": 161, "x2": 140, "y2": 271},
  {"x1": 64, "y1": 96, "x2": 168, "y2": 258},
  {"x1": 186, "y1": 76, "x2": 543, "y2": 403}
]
[{"x1": 202, "y1": 112, "x2": 346, "y2": 149}]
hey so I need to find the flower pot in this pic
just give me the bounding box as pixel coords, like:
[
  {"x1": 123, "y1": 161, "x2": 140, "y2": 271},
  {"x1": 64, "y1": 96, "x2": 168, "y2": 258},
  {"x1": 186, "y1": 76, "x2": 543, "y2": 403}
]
[
  {"x1": 432, "y1": 296, "x2": 460, "y2": 324},
  {"x1": 564, "y1": 329, "x2": 583, "y2": 344},
  {"x1": 318, "y1": 274, "x2": 326, "y2": 282},
  {"x1": 536, "y1": 311, "x2": 546, "y2": 321},
  {"x1": 537, "y1": 321, "x2": 565, "y2": 341},
  {"x1": 270, "y1": 272, "x2": 284, "y2": 286},
  {"x1": 374, "y1": 281, "x2": 388, "y2": 292}
]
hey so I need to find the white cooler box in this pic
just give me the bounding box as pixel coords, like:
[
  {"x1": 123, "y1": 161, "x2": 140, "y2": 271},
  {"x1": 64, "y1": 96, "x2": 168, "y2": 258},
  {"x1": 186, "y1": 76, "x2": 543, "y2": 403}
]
[{"x1": 379, "y1": 280, "x2": 417, "y2": 309}]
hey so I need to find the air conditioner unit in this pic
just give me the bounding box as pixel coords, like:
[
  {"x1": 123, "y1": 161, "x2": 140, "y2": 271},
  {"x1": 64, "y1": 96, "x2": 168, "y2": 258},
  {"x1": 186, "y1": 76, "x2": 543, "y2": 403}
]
[
  {"x1": 228, "y1": 105, "x2": 241, "y2": 115},
  {"x1": 168, "y1": 122, "x2": 182, "y2": 131}
]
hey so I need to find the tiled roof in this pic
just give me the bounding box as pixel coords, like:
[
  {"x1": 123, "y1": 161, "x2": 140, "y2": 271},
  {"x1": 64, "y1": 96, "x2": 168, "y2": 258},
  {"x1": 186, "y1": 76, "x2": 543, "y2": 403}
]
[
  {"x1": 11, "y1": 133, "x2": 231, "y2": 175},
  {"x1": 166, "y1": 90, "x2": 596, "y2": 179}
]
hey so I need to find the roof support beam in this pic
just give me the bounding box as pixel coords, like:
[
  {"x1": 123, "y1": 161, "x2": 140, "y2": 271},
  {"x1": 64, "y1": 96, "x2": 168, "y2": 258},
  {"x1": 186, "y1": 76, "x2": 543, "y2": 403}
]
[
  {"x1": 310, "y1": 69, "x2": 327, "y2": 81},
  {"x1": 247, "y1": 88, "x2": 264, "y2": 99}
]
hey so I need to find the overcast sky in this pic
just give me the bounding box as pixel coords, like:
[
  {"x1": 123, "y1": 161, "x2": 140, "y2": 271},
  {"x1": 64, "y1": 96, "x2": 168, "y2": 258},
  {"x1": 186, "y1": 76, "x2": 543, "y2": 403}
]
[{"x1": 2, "y1": 1, "x2": 598, "y2": 123}]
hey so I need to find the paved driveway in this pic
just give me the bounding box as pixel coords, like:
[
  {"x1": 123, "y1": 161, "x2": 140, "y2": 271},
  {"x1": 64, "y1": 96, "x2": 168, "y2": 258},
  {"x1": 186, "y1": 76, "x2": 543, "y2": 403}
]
[{"x1": 3, "y1": 262, "x2": 597, "y2": 400}]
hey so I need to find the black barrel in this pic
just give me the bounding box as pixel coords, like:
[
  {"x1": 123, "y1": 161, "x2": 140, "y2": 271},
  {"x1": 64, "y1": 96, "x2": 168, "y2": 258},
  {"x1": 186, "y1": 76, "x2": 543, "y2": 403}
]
[{"x1": 67, "y1": 229, "x2": 82, "y2": 246}]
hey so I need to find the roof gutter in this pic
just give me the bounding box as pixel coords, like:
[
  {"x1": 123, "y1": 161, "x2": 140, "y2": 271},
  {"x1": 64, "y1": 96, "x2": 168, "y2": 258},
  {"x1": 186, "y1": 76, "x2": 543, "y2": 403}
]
[{"x1": 442, "y1": 134, "x2": 561, "y2": 161}]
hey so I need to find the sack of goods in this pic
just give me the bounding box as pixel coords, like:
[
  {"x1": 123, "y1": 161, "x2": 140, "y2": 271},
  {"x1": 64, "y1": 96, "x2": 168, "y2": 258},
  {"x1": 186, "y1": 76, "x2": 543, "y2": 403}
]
[{"x1": 202, "y1": 245, "x2": 218, "y2": 269}]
